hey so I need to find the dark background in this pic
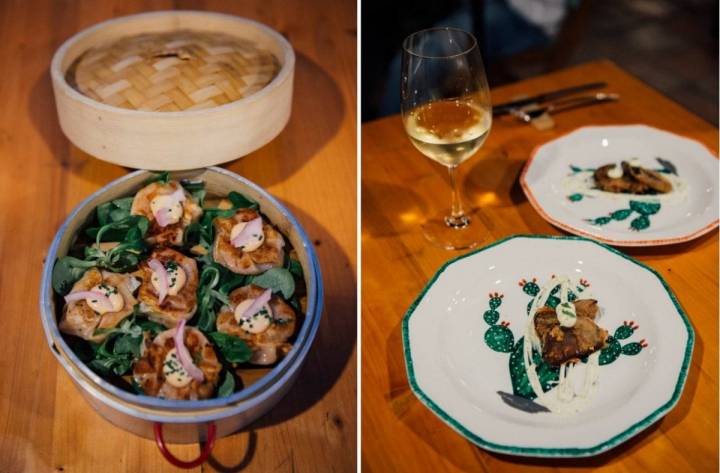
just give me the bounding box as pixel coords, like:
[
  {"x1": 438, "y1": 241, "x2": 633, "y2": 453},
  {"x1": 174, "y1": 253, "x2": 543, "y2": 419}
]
[{"x1": 361, "y1": 0, "x2": 718, "y2": 124}]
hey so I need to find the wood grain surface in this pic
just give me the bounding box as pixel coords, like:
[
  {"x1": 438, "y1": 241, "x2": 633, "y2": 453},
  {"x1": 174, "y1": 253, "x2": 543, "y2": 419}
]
[
  {"x1": 361, "y1": 61, "x2": 718, "y2": 473},
  {"x1": 0, "y1": 1, "x2": 356, "y2": 472}
]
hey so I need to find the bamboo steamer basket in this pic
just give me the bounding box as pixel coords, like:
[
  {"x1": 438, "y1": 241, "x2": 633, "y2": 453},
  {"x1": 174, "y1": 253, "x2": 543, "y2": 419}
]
[
  {"x1": 39, "y1": 168, "x2": 322, "y2": 465},
  {"x1": 51, "y1": 11, "x2": 295, "y2": 170}
]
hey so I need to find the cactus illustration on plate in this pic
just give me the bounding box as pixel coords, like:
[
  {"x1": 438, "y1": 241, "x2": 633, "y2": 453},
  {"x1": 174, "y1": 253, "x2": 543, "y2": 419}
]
[
  {"x1": 481, "y1": 277, "x2": 648, "y2": 407},
  {"x1": 586, "y1": 200, "x2": 662, "y2": 231}
]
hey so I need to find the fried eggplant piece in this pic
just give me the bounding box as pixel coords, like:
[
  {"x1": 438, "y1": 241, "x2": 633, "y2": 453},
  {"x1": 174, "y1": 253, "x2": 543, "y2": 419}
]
[
  {"x1": 533, "y1": 300, "x2": 608, "y2": 366},
  {"x1": 626, "y1": 163, "x2": 673, "y2": 193},
  {"x1": 593, "y1": 161, "x2": 672, "y2": 194}
]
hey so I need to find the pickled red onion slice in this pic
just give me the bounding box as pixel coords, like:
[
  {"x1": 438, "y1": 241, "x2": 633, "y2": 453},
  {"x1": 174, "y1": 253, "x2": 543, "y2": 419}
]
[
  {"x1": 64, "y1": 290, "x2": 113, "y2": 311},
  {"x1": 169, "y1": 186, "x2": 186, "y2": 203},
  {"x1": 148, "y1": 259, "x2": 168, "y2": 303},
  {"x1": 153, "y1": 186, "x2": 186, "y2": 227},
  {"x1": 230, "y1": 217, "x2": 263, "y2": 249},
  {"x1": 242, "y1": 288, "x2": 272, "y2": 319},
  {"x1": 173, "y1": 319, "x2": 204, "y2": 382},
  {"x1": 154, "y1": 207, "x2": 173, "y2": 227}
]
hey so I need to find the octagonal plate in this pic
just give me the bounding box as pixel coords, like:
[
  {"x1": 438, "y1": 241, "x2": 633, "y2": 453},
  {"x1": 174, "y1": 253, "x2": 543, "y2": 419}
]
[
  {"x1": 520, "y1": 125, "x2": 718, "y2": 246},
  {"x1": 402, "y1": 235, "x2": 694, "y2": 457}
]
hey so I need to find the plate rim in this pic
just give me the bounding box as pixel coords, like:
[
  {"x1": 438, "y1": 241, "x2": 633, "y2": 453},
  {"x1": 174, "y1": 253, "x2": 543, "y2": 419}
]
[
  {"x1": 519, "y1": 124, "x2": 719, "y2": 247},
  {"x1": 401, "y1": 234, "x2": 695, "y2": 457}
]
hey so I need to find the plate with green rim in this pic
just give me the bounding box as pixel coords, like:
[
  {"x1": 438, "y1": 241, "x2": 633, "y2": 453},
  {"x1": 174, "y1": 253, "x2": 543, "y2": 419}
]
[
  {"x1": 520, "y1": 125, "x2": 718, "y2": 246},
  {"x1": 402, "y1": 235, "x2": 694, "y2": 457}
]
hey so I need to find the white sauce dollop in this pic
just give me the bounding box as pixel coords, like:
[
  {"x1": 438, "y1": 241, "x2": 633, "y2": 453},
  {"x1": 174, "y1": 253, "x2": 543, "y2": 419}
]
[
  {"x1": 151, "y1": 261, "x2": 187, "y2": 296},
  {"x1": 234, "y1": 298, "x2": 273, "y2": 334},
  {"x1": 230, "y1": 221, "x2": 265, "y2": 252},
  {"x1": 162, "y1": 348, "x2": 192, "y2": 388},
  {"x1": 150, "y1": 195, "x2": 183, "y2": 225},
  {"x1": 607, "y1": 163, "x2": 623, "y2": 179},
  {"x1": 87, "y1": 284, "x2": 124, "y2": 314}
]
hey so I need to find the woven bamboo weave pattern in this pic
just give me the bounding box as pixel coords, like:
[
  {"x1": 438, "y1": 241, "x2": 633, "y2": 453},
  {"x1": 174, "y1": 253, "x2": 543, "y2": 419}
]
[{"x1": 71, "y1": 30, "x2": 281, "y2": 111}]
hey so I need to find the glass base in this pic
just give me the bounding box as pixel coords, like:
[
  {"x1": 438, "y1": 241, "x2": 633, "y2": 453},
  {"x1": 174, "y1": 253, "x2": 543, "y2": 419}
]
[{"x1": 421, "y1": 209, "x2": 485, "y2": 250}]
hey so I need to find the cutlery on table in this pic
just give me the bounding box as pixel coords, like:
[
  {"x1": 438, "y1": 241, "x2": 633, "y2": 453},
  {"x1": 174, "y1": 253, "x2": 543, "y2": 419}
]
[
  {"x1": 511, "y1": 93, "x2": 620, "y2": 123},
  {"x1": 493, "y1": 81, "x2": 608, "y2": 116}
]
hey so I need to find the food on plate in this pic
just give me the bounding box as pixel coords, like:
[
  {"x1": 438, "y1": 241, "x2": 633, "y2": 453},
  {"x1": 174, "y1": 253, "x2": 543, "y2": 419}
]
[
  {"x1": 60, "y1": 268, "x2": 139, "y2": 341},
  {"x1": 481, "y1": 274, "x2": 649, "y2": 415},
  {"x1": 51, "y1": 172, "x2": 305, "y2": 400},
  {"x1": 135, "y1": 247, "x2": 199, "y2": 327},
  {"x1": 212, "y1": 207, "x2": 285, "y2": 275},
  {"x1": 132, "y1": 320, "x2": 222, "y2": 400},
  {"x1": 216, "y1": 284, "x2": 297, "y2": 365},
  {"x1": 533, "y1": 301, "x2": 607, "y2": 366},
  {"x1": 593, "y1": 160, "x2": 673, "y2": 194},
  {"x1": 522, "y1": 276, "x2": 608, "y2": 414},
  {"x1": 130, "y1": 180, "x2": 202, "y2": 246}
]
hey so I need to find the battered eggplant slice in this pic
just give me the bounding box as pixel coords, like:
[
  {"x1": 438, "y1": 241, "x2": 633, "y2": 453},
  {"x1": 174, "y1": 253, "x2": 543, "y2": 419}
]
[
  {"x1": 60, "y1": 268, "x2": 139, "y2": 342},
  {"x1": 593, "y1": 161, "x2": 672, "y2": 194},
  {"x1": 132, "y1": 326, "x2": 221, "y2": 400},
  {"x1": 212, "y1": 208, "x2": 285, "y2": 275},
  {"x1": 216, "y1": 284, "x2": 296, "y2": 365},
  {"x1": 533, "y1": 299, "x2": 608, "y2": 366},
  {"x1": 136, "y1": 248, "x2": 198, "y2": 327},
  {"x1": 625, "y1": 163, "x2": 673, "y2": 193},
  {"x1": 130, "y1": 180, "x2": 202, "y2": 246}
]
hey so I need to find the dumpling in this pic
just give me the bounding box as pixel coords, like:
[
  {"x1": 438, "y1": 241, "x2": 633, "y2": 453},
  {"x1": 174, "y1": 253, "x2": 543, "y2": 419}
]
[
  {"x1": 130, "y1": 180, "x2": 202, "y2": 246},
  {"x1": 212, "y1": 209, "x2": 285, "y2": 275},
  {"x1": 59, "y1": 268, "x2": 139, "y2": 342},
  {"x1": 135, "y1": 248, "x2": 198, "y2": 327},
  {"x1": 216, "y1": 284, "x2": 296, "y2": 365},
  {"x1": 132, "y1": 325, "x2": 221, "y2": 400}
]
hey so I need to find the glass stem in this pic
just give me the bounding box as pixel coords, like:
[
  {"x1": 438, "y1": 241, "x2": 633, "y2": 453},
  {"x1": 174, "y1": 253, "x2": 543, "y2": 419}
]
[{"x1": 446, "y1": 165, "x2": 469, "y2": 228}]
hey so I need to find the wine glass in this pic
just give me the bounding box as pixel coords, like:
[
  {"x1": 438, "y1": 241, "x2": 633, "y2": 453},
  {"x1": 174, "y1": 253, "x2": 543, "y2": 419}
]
[{"x1": 401, "y1": 27, "x2": 492, "y2": 250}]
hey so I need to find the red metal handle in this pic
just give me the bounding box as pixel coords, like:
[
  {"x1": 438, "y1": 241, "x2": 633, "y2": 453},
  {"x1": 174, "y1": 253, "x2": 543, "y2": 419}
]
[{"x1": 154, "y1": 422, "x2": 217, "y2": 469}]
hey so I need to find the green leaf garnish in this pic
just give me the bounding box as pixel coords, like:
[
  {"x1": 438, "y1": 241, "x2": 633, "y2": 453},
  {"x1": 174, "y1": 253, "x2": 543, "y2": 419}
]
[
  {"x1": 249, "y1": 267, "x2": 295, "y2": 299},
  {"x1": 208, "y1": 332, "x2": 252, "y2": 363},
  {"x1": 217, "y1": 370, "x2": 236, "y2": 397}
]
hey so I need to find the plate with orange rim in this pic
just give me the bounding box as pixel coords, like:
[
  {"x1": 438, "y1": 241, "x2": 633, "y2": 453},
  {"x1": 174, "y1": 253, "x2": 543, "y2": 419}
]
[{"x1": 520, "y1": 125, "x2": 718, "y2": 246}]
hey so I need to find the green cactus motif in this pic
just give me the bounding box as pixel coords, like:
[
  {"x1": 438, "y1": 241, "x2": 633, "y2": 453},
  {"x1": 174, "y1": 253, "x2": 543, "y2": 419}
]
[
  {"x1": 482, "y1": 277, "x2": 648, "y2": 409},
  {"x1": 569, "y1": 164, "x2": 596, "y2": 174},
  {"x1": 586, "y1": 200, "x2": 661, "y2": 231},
  {"x1": 481, "y1": 293, "x2": 514, "y2": 353},
  {"x1": 599, "y1": 320, "x2": 648, "y2": 365}
]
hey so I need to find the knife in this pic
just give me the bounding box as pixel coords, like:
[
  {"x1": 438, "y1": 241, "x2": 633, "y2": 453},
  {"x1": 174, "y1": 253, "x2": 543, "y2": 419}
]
[{"x1": 493, "y1": 81, "x2": 608, "y2": 116}]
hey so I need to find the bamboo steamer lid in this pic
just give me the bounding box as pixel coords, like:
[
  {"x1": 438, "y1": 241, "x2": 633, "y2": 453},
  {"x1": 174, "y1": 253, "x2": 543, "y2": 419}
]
[{"x1": 69, "y1": 30, "x2": 281, "y2": 112}]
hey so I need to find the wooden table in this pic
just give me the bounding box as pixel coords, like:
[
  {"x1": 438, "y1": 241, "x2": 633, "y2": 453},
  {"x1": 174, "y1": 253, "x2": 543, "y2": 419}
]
[
  {"x1": 0, "y1": 1, "x2": 356, "y2": 472},
  {"x1": 362, "y1": 61, "x2": 718, "y2": 472}
]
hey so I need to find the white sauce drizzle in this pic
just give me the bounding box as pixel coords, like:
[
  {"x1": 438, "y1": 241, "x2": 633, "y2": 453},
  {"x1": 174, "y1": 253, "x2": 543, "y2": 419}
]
[{"x1": 523, "y1": 276, "x2": 601, "y2": 414}]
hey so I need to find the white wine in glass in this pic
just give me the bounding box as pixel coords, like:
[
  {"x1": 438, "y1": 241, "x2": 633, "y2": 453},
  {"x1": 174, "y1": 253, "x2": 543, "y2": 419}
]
[
  {"x1": 404, "y1": 98, "x2": 491, "y2": 167},
  {"x1": 401, "y1": 27, "x2": 492, "y2": 250}
]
